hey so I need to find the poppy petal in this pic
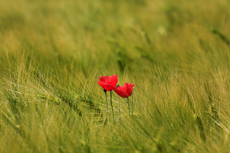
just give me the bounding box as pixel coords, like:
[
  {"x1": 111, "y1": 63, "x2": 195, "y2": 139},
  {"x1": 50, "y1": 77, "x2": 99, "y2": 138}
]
[
  {"x1": 97, "y1": 75, "x2": 118, "y2": 91},
  {"x1": 99, "y1": 76, "x2": 109, "y2": 82},
  {"x1": 114, "y1": 83, "x2": 134, "y2": 98}
]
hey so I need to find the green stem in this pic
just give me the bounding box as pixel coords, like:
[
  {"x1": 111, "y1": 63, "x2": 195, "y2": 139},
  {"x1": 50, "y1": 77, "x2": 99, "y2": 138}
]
[
  {"x1": 127, "y1": 97, "x2": 130, "y2": 116},
  {"x1": 118, "y1": 96, "x2": 120, "y2": 119},
  {"x1": 106, "y1": 92, "x2": 108, "y2": 113},
  {"x1": 110, "y1": 90, "x2": 114, "y2": 123},
  {"x1": 132, "y1": 95, "x2": 133, "y2": 117},
  {"x1": 104, "y1": 91, "x2": 108, "y2": 125}
]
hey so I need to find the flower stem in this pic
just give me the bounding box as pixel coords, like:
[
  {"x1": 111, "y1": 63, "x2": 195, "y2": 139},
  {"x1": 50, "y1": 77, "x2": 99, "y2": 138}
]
[
  {"x1": 110, "y1": 90, "x2": 114, "y2": 124},
  {"x1": 104, "y1": 91, "x2": 108, "y2": 125},
  {"x1": 132, "y1": 95, "x2": 133, "y2": 117},
  {"x1": 118, "y1": 96, "x2": 120, "y2": 120},
  {"x1": 127, "y1": 97, "x2": 130, "y2": 116},
  {"x1": 106, "y1": 91, "x2": 108, "y2": 113}
]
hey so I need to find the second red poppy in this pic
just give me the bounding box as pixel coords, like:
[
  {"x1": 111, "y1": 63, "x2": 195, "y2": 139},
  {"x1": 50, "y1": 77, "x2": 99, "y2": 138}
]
[{"x1": 114, "y1": 83, "x2": 134, "y2": 98}]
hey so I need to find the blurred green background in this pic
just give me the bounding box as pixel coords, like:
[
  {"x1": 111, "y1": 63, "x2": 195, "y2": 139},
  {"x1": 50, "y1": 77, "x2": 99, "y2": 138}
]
[{"x1": 0, "y1": 0, "x2": 230, "y2": 152}]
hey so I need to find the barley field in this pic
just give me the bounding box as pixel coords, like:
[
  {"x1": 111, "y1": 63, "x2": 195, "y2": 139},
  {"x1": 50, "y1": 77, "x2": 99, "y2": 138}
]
[{"x1": 0, "y1": 0, "x2": 230, "y2": 152}]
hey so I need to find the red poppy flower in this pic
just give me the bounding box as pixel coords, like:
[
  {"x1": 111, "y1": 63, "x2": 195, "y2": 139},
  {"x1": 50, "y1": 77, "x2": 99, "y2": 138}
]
[
  {"x1": 97, "y1": 75, "x2": 118, "y2": 91},
  {"x1": 114, "y1": 83, "x2": 134, "y2": 98}
]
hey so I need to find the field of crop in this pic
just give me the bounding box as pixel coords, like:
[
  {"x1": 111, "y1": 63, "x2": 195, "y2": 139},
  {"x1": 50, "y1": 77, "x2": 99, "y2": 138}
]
[{"x1": 0, "y1": 0, "x2": 230, "y2": 152}]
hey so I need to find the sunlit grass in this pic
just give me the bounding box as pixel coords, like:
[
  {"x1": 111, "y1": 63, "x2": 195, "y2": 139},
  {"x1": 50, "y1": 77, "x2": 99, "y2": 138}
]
[{"x1": 1, "y1": 0, "x2": 230, "y2": 152}]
